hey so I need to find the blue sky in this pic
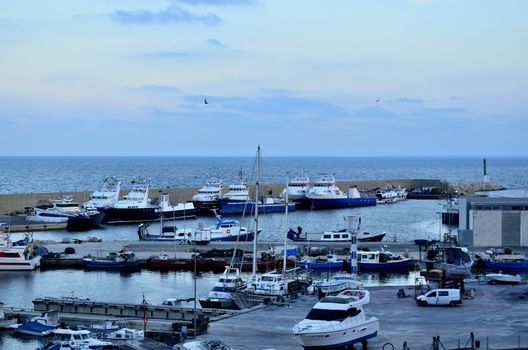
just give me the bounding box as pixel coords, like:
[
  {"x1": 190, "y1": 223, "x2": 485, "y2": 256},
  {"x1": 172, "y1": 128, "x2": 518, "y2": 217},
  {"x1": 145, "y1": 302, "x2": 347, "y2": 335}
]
[{"x1": 0, "y1": 0, "x2": 527, "y2": 156}]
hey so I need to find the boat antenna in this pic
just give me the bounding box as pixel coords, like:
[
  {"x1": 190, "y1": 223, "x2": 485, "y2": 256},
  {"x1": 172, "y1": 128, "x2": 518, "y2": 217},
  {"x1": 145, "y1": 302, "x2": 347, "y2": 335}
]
[
  {"x1": 283, "y1": 172, "x2": 289, "y2": 277},
  {"x1": 252, "y1": 145, "x2": 261, "y2": 278}
]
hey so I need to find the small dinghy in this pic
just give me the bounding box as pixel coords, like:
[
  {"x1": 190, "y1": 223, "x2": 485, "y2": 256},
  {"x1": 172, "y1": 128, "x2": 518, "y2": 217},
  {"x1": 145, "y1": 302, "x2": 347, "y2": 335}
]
[{"x1": 485, "y1": 272, "x2": 522, "y2": 285}]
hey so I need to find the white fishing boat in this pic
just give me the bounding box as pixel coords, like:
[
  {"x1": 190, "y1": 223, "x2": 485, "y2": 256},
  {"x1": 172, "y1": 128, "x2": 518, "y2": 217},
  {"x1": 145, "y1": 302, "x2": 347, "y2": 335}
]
[
  {"x1": 105, "y1": 327, "x2": 144, "y2": 341},
  {"x1": 217, "y1": 171, "x2": 250, "y2": 208},
  {"x1": 485, "y1": 272, "x2": 522, "y2": 285},
  {"x1": 281, "y1": 174, "x2": 310, "y2": 202},
  {"x1": 192, "y1": 176, "x2": 223, "y2": 215},
  {"x1": 82, "y1": 176, "x2": 121, "y2": 211},
  {"x1": 0, "y1": 233, "x2": 41, "y2": 271},
  {"x1": 293, "y1": 289, "x2": 379, "y2": 349},
  {"x1": 199, "y1": 267, "x2": 247, "y2": 309},
  {"x1": 105, "y1": 178, "x2": 159, "y2": 224},
  {"x1": 156, "y1": 192, "x2": 196, "y2": 219},
  {"x1": 376, "y1": 186, "x2": 407, "y2": 204},
  {"x1": 306, "y1": 176, "x2": 377, "y2": 209}
]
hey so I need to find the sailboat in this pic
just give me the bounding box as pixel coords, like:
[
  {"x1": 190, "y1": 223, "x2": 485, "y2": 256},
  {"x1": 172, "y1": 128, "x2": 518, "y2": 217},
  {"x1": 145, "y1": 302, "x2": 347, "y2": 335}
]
[{"x1": 233, "y1": 148, "x2": 311, "y2": 309}]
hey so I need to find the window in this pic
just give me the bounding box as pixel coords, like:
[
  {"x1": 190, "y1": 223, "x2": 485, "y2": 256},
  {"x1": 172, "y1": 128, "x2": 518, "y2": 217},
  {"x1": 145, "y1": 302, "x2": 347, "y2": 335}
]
[
  {"x1": 427, "y1": 291, "x2": 437, "y2": 297},
  {"x1": 333, "y1": 234, "x2": 341, "y2": 239},
  {"x1": 438, "y1": 291, "x2": 449, "y2": 297},
  {"x1": 323, "y1": 234, "x2": 331, "y2": 239}
]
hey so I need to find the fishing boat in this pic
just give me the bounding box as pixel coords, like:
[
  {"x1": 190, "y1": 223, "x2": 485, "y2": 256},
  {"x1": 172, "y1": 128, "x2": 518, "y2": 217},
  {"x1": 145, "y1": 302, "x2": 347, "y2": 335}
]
[
  {"x1": 219, "y1": 197, "x2": 296, "y2": 215},
  {"x1": 485, "y1": 272, "x2": 522, "y2": 285},
  {"x1": 306, "y1": 176, "x2": 376, "y2": 209},
  {"x1": 0, "y1": 233, "x2": 42, "y2": 271},
  {"x1": 82, "y1": 176, "x2": 121, "y2": 213},
  {"x1": 156, "y1": 192, "x2": 196, "y2": 219},
  {"x1": 280, "y1": 174, "x2": 310, "y2": 202},
  {"x1": 16, "y1": 311, "x2": 60, "y2": 336},
  {"x1": 217, "y1": 172, "x2": 250, "y2": 206},
  {"x1": 192, "y1": 176, "x2": 223, "y2": 215},
  {"x1": 288, "y1": 227, "x2": 385, "y2": 243},
  {"x1": 480, "y1": 251, "x2": 528, "y2": 271},
  {"x1": 83, "y1": 247, "x2": 141, "y2": 269},
  {"x1": 105, "y1": 178, "x2": 159, "y2": 224},
  {"x1": 313, "y1": 274, "x2": 363, "y2": 296},
  {"x1": 27, "y1": 196, "x2": 103, "y2": 230},
  {"x1": 106, "y1": 327, "x2": 145, "y2": 341},
  {"x1": 293, "y1": 289, "x2": 379, "y2": 349},
  {"x1": 357, "y1": 250, "x2": 411, "y2": 271},
  {"x1": 421, "y1": 244, "x2": 473, "y2": 280},
  {"x1": 199, "y1": 267, "x2": 247, "y2": 309},
  {"x1": 139, "y1": 209, "x2": 257, "y2": 244},
  {"x1": 147, "y1": 252, "x2": 209, "y2": 271},
  {"x1": 298, "y1": 254, "x2": 345, "y2": 270}
]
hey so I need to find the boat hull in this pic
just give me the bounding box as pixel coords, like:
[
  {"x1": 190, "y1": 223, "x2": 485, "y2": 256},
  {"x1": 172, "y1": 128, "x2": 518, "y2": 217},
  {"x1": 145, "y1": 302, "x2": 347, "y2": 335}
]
[
  {"x1": 199, "y1": 297, "x2": 239, "y2": 310},
  {"x1": 295, "y1": 319, "x2": 378, "y2": 349},
  {"x1": 219, "y1": 199, "x2": 296, "y2": 215},
  {"x1": 84, "y1": 259, "x2": 142, "y2": 270},
  {"x1": 67, "y1": 212, "x2": 104, "y2": 231},
  {"x1": 105, "y1": 207, "x2": 159, "y2": 224},
  {"x1": 359, "y1": 259, "x2": 410, "y2": 271},
  {"x1": 481, "y1": 259, "x2": 528, "y2": 271},
  {"x1": 0, "y1": 255, "x2": 41, "y2": 271},
  {"x1": 192, "y1": 200, "x2": 220, "y2": 216},
  {"x1": 298, "y1": 261, "x2": 344, "y2": 270},
  {"x1": 17, "y1": 321, "x2": 56, "y2": 336},
  {"x1": 308, "y1": 197, "x2": 376, "y2": 210}
]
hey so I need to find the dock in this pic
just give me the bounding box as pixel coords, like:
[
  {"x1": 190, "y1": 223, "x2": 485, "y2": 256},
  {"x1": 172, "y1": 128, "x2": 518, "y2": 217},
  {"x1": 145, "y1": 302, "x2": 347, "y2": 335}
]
[{"x1": 0, "y1": 215, "x2": 66, "y2": 233}]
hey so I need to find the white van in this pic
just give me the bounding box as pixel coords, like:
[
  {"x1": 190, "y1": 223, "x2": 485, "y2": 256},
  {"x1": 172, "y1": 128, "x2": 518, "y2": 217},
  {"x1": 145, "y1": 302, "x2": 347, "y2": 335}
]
[{"x1": 416, "y1": 288, "x2": 462, "y2": 307}]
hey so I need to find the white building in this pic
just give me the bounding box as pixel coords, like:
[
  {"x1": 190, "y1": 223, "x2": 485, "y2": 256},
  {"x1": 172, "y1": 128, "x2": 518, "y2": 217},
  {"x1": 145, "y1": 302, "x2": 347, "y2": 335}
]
[{"x1": 458, "y1": 197, "x2": 528, "y2": 247}]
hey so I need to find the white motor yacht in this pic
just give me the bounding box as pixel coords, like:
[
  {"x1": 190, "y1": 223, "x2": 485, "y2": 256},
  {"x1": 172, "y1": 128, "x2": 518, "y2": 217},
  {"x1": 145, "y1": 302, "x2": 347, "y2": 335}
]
[
  {"x1": 199, "y1": 267, "x2": 246, "y2": 309},
  {"x1": 27, "y1": 196, "x2": 103, "y2": 229},
  {"x1": 293, "y1": 289, "x2": 379, "y2": 349},
  {"x1": 0, "y1": 233, "x2": 41, "y2": 271}
]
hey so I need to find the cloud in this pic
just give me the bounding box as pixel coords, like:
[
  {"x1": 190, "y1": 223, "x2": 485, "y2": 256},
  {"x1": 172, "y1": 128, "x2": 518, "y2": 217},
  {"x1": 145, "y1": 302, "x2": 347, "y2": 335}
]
[
  {"x1": 141, "y1": 85, "x2": 181, "y2": 93},
  {"x1": 173, "y1": 0, "x2": 258, "y2": 5},
  {"x1": 137, "y1": 50, "x2": 199, "y2": 59},
  {"x1": 387, "y1": 97, "x2": 426, "y2": 104},
  {"x1": 111, "y1": 4, "x2": 221, "y2": 25},
  {"x1": 206, "y1": 38, "x2": 227, "y2": 48}
]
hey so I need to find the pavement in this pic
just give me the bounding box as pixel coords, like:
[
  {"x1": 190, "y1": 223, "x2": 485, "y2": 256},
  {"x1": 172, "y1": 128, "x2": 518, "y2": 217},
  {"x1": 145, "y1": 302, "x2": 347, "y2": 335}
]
[{"x1": 200, "y1": 283, "x2": 528, "y2": 350}]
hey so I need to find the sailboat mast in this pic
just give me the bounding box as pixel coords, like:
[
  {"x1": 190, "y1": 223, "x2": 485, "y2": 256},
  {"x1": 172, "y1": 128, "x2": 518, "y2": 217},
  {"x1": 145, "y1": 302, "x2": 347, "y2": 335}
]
[
  {"x1": 252, "y1": 145, "x2": 261, "y2": 277},
  {"x1": 283, "y1": 172, "x2": 289, "y2": 276}
]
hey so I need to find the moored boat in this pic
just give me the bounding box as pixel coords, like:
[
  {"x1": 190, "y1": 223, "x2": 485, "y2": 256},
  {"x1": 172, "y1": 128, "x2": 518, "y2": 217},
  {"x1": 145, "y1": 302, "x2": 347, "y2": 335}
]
[
  {"x1": 199, "y1": 267, "x2": 246, "y2": 309},
  {"x1": 313, "y1": 274, "x2": 363, "y2": 296},
  {"x1": 281, "y1": 174, "x2": 310, "y2": 202},
  {"x1": 16, "y1": 311, "x2": 60, "y2": 337},
  {"x1": 83, "y1": 247, "x2": 141, "y2": 270},
  {"x1": 82, "y1": 176, "x2": 121, "y2": 215},
  {"x1": 219, "y1": 197, "x2": 296, "y2": 215},
  {"x1": 358, "y1": 250, "x2": 411, "y2": 271},
  {"x1": 306, "y1": 176, "x2": 376, "y2": 209},
  {"x1": 0, "y1": 233, "x2": 42, "y2": 271},
  {"x1": 480, "y1": 251, "x2": 528, "y2": 271},
  {"x1": 105, "y1": 178, "x2": 158, "y2": 224},
  {"x1": 192, "y1": 176, "x2": 223, "y2": 215},
  {"x1": 293, "y1": 289, "x2": 379, "y2": 349},
  {"x1": 298, "y1": 254, "x2": 345, "y2": 270},
  {"x1": 156, "y1": 192, "x2": 196, "y2": 220}
]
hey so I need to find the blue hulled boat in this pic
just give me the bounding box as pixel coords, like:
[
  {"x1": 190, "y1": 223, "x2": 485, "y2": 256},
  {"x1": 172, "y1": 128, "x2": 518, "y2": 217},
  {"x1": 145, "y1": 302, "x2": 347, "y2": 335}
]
[
  {"x1": 83, "y1": 248, "x2": 141, "y2": 269},
  {"x1": 219, "y1": 198, "x2": 296, "y2": 215},
  {"x1": 306, "y1": 176, "x2": 376, "y2": 210},
  {"x1": 298, "y1": 255, "x2": 345, "y2": 270}
]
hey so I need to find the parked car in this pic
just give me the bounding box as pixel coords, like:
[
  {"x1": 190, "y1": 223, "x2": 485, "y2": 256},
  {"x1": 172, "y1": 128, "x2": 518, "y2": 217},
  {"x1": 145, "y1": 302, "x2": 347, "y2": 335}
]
[{"x1": 416, "y1": 288, "x2": 461, "y2": 307}]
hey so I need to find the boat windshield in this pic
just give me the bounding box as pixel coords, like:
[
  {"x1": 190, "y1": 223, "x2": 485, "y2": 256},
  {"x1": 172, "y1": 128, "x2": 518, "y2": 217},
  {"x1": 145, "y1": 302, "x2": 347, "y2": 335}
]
[{"x1": 305, "y1": 308, "x2": 360, "y2": 321}]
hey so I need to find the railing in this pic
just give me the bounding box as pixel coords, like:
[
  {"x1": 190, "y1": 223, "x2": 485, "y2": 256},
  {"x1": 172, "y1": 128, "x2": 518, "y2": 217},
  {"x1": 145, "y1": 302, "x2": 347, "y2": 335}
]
[{"x1": 380, "y1": 333, "x2": 528, "y2": 350}]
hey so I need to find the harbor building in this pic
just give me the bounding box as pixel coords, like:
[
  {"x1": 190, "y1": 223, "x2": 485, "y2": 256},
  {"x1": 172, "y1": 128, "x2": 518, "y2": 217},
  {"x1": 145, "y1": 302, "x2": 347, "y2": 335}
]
[{"x1": 458, "y1": 197, "x2": 528, "y2": 247}]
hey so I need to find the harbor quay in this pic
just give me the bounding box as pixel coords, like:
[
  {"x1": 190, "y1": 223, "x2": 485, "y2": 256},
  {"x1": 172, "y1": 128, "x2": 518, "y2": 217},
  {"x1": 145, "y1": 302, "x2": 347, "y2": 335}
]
[
  {"x1": 0, "y1": 178, "x2": 501, "y2": 216},
  {"x1": 202, "y1": 283, "x2": 528, "y2": 350}
]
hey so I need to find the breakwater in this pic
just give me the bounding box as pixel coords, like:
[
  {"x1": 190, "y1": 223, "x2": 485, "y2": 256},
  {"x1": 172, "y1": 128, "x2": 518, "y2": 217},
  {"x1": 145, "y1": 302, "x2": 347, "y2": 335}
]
[{"x1": 0, "y1": 178, "x2": 443, "y2": 215}]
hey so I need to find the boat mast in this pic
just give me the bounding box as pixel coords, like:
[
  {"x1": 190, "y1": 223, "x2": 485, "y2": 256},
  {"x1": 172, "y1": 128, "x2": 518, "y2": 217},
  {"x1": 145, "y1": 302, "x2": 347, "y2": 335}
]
[
  {"x1": 282, "y1": 172, "x2": 289, "y2": 277},
  {"x1": 347, "y1": 216, "x2": 358, "y2": 280},
  {"x1": 252, "y1": 145, "x2": 261, "y2": 278}
]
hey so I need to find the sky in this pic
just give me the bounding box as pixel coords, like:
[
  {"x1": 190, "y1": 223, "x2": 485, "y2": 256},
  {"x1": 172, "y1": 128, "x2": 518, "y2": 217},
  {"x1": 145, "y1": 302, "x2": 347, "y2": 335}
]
[{"x1": 0, "y1": 0, "x2": 527, "y2": 157}]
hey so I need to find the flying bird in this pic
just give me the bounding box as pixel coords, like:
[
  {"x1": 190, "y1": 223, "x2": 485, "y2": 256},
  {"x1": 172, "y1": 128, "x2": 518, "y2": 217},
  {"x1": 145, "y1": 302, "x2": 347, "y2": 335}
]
[
  {"x1": 204, "y1": 98, "x2": 208, "y2": 105},
  {"x1": 376, "y1": 99, "x2": 381, "y2": 103}
]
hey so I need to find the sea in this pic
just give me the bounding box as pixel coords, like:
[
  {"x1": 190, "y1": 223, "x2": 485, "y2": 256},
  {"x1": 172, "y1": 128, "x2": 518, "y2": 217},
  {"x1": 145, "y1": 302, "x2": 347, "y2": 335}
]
[{"x1": 1, "y1": 156, "x2": 527, "y2": 349}]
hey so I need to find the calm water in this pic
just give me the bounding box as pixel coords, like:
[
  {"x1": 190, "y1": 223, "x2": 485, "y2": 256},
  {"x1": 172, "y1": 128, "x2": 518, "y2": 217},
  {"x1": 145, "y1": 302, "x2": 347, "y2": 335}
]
[{"x1": 1, "y1": 156, "x2": 528, "y2": 194}]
